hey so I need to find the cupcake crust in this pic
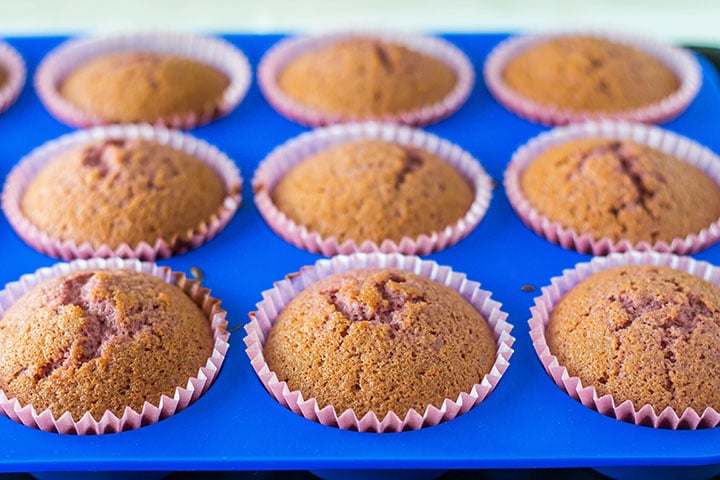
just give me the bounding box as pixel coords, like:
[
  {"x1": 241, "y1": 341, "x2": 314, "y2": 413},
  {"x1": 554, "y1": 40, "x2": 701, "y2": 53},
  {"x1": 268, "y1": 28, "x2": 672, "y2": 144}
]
[
  {"x1": 0, "y1": 269, "x2": 214, "y2": 419},
  {"x1": 277, "y1": 38, "x2": 457, "y2": 118},
  {"x1": 59, "y1": 52, "x2": 230, "y2": 123},
  {"x1": 502, "y1": 36, "x2": 679, "y2": 113},
  {"x1": 270, "y1": 139, "x2": 474, "y2": 244},
  {"x1": 546, "y1": 265, "x2": 720, "y2": 414},
  {"x1": 263, "y1": 268, "x2": 497, "y2": 418},
  {"x1": 520, "y1": 138, "x2": 720, "y2": 244},
  {"x1": 20, "y1": 138, "x2": 227, "y2": 249}
]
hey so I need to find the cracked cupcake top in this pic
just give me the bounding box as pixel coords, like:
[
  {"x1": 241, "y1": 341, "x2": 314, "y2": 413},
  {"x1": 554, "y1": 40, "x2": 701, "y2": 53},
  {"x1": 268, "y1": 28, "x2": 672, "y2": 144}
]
[
  {"x1": 0, "y1": 269, "x2": 214, "y2": 419},
  {"x1": 263, "y1": 268, "x2": 497, "y2": 418},
  {"x1": 501, "y1": 36, "x2": 679, "y2": 113},
  {"x1": 59, "y1": 52, "x2": 229, "y2": 123},
  {"x1": 546, "y1": 265, "x2": 720, "y2": 414},
  {"x1": 520, "y1": 138, "x2": 720, "y2": 244},
  {"x1": 269, "y1": 139, "x2": 474, "y2": 244},
  {"x1": 276, "y1": 38, "x2": 457, "y2": 118},
  {"x1": 21, "y1": 138, "x2": 228, "y2": 249}
]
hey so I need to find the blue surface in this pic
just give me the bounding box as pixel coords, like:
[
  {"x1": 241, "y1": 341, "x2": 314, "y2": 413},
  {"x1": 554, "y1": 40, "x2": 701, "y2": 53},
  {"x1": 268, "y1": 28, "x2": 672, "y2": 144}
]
[{"x1": 0, "y1": 33, "x2": 720, "y2": 474}]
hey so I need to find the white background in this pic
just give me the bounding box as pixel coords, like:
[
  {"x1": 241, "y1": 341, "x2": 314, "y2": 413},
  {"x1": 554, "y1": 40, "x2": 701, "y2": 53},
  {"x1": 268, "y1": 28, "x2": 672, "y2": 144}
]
[{"x1": 0, "y1": 0, "x2": 719, "y2": 46}]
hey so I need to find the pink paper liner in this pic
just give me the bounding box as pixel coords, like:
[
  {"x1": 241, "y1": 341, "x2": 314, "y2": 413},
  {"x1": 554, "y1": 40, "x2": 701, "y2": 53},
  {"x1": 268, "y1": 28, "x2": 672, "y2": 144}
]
[
  {"x1": 253, "y1": 122, "x2": 493, "y2": 256},
  {"x1": 258, "y1": 31, "x2": 475, "y2": 127},
  {"x1": 2, "y1": 123, "x2": 242, "y2": 260},
  {"x1": 484, "y1": 31, "x2": 701, "y2": 126},
  {"x1": 244, "y1": 252, "x2": 514, "y2": 433},
  {"x1": 504, "y1": 120, "x2": 720, "y2": 255},
  {"x1": 529, "y1": 251, "x2": 720, "y2": 429},
  {"x1": 34, "y1": 32, "x2": 252, "y2": 129},
  {"x1": 0, "y1": 40, "x2": 25, "y2": 115},
  {"x1": 0, "y1": 257, "x2": 230, "y2": 434}
]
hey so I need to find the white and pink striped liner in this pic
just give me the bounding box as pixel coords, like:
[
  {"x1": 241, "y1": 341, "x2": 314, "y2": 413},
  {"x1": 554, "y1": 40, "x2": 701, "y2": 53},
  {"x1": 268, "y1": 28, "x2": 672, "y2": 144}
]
[
  {"x1": 35, "y1": 32, "x2": 251, "y2": 129},
  {"x1": 484, "y1": 32, "x2": 701, "y2": 126},
  {"x1": 258, "y1": 31, "x2": 474, "y2": 127},
  {"x1": 245, "y1": 252, "x2": 514, "y2": 433},
  {"x1": 504, "y1": 121, "x2": 720, "y2": 255},
  {"x1": 2, "y1": 124, "x2": 242, "y2": 260},
  {"x1": 0, "y1": 40, "x2": 25, "y2": 115},
  {"x1": 530, "y1": 251, "x2": 720, "y2": 429},
  {"x1": 253, "y1": 122, "x2": 493, "y2": 256},
  {"x1": 0, "y1": 258, "x2": 230, "y2": 434}
]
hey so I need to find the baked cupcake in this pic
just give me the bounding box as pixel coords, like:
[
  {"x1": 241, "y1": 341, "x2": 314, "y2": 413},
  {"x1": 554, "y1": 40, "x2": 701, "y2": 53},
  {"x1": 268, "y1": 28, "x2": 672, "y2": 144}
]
[
  {"x1": 0, "y1": 258, "x2": 229, "y2": 434},
  {"x1": 2, "y1": 125, "x2": 242, "y2": 260},
  {"x1": 530, "y1": 251, "x2": 720, "y2": 429},
  {"x1": 35, "y1": 32, "x2": 251, "y2": 128},
  {"x1": 245, "y1": 253, "x2": 514, "y2": 432},
  {"x1": 253, "y1": 122, "x2": 493, "y2": 256},
  {"x1": 0, "y1": 40, "x2": 26, "y2": 115},
  {"x1": 258, "y1": 32, "x2": 474, "y2": 126},
  {"x1": 484, "y1": 33, "x2": 700, "y2": 125},
  {"x1": 504, "y1": 121, "x2": 720, "y2": 255}
]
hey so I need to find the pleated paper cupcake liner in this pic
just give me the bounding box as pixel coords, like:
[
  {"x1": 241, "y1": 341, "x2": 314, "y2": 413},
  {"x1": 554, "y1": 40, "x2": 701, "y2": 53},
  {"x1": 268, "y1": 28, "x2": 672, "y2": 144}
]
[
  {"x1": 0, "y1": 257, "x2": 230, "y2": 434},
  {"x1": 35, "y1": 32, "x2": 251, "y2": 128},
  {"x1": 258, "y1": 31, "x2": 474, "y2": 127},
  {"x1": 245, "y1": 252, "x2": 514, "y2": 433},
  {"x1": 2, "y1": 124, "x2": 242, "y2": 260},
  {"x1": 0, "y1": 40, "x2": 25, "y2": 115},
  {"x1": 484, "y1": 31, "x2": 701, "y2": 126},
  {"x1": 253, "y1": 122, "x2": 493, "y2": 256},
  {"x1": 529, "y1": 251, "x2": 720, "y2": 429},
  {"x1": 504, "y1": 120, "x2": 720, "y2": 255}
]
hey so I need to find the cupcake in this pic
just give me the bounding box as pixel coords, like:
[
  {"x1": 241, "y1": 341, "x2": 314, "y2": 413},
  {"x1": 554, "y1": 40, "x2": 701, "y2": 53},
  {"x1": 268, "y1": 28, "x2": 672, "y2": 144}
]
[
  {"x1": 253, "y1": 122, "x2": 493, "y2": 256},
  {"x1": 530, "y1": 251, "x2": 720, "y2": 429},
  {"x1": 504, "y1": 121, "x2": 720, "y2": 255},
  {"x1": 0, "y1": 40, "x2": 26, "y2": 115},
  {"x1": 258, "y1": 32, "x2": 474, "y2": 126},
  {"x1": 0, "y1": 258, "x2": 229, "y2": 434},
  {"x1": 35, "y1": 32, "x2": 251, "y2": 128},
  {"x1": 245, "y1": 253, "x2": 514, "y2": 432},
  {"x1": 484, "y1": 33, "x2": 700, "y2": 125},
  {"x1": 2, "y1": 124, "x2": 242, "y2": 260}
]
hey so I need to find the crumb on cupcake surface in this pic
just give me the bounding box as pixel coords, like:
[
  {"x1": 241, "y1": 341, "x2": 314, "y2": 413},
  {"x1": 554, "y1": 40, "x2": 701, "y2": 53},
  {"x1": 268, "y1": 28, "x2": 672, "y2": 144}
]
[
  {"x1": 0, "y1": 269, "x2": 214, "y2": 419},
  {"x1": 20, "y1": 138, "x2": 228, "y2": 249},
  {"x1": 269, "y1": 139, "x2": 474, "y2": 245},
  {"x1": 59, "y1": 52, "x2": 229, "y2": 123},
  {"x1": 546, "y1": 265, "x2": 720, "y2": 414},
  {"x1": 520, "y1": 138, "x2": 720, "y2": 244},
  {"x1": 277, "y1": 38, "x2": 457, "y2": 118},
  {"x1": 502, "y1": 36, "x2": 680, "y2": 113},
  {"x1": 263, "y1": 268, "x2": 497, "y2": 418}
]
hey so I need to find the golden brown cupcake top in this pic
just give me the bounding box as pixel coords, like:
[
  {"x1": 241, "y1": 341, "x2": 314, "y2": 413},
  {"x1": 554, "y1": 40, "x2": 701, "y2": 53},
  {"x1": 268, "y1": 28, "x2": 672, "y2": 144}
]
[
  {"x1": 520, "y1": 138, "x2": 720, "y2": 244},
  {"x1": 0, "y1": 269, "x2": 214, "y2": 419},
  {"x1": 546, "y1": 265, "x2": 720, "y2": 414},
  {"x1": 277, "y1": 38, "x2": 457, "y2": 118},
  {"x1": 21, "y1": 138, "x2": 227, "y2": 249},
  {"x1": 263, "y1": 268, "x2": 496, "y2": 417},
  {"x1": 502, "y1": 36, "x2": 680, "y2": 113},
  {"x1": 59, "y1": 52, "x2": 229, "y2": 123},
  {"x1": 269, "y1": 139, "x2": 474, "y2": 244}
]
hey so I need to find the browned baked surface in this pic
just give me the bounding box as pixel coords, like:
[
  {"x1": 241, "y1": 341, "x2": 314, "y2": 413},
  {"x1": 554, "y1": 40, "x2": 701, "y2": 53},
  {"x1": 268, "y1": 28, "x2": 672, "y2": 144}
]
[
  {"x1": 263, "y1": 268, "x2": 496, "y2": 418},
  {"x1": 0, "y1": 269, "x2": 214, "y2": 419},
  {"x1": 520, "y1": 138, "x2": 720, "y2": 244},
  {"x1": 59, "y1": 52, "x2": 229, "y2": 123},
  {"x1": 502, "y1": 36, "x2": 679, "y2": 113},
  {"x1": 0, "y1": 66, "x2": 7, "y2": 89},
  {"x1": 21, "y1": 139, "x2": 227, "y2": 249},
  {"x1": 546, "y1": 265, "x2": 720, "y2": 413},
  {"x1": 269, "y1": 139, "x2": 474, "y2": 244},
  {"x1": 277, "y1": 38, "x2": 456, "y2": 117}
]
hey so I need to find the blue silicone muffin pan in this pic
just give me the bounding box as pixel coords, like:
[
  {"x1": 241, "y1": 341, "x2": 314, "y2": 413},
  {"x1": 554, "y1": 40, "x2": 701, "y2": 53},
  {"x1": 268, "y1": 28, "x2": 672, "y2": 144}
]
[{"x1": 1, "y1": 34, "x2": 720, "y2": 477}]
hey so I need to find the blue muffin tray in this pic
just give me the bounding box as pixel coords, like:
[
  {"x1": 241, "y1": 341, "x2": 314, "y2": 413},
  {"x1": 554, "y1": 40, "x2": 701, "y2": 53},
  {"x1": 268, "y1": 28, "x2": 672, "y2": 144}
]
[{"x1": 1, "y1": 34, "x2": 720, "y2": 477}]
